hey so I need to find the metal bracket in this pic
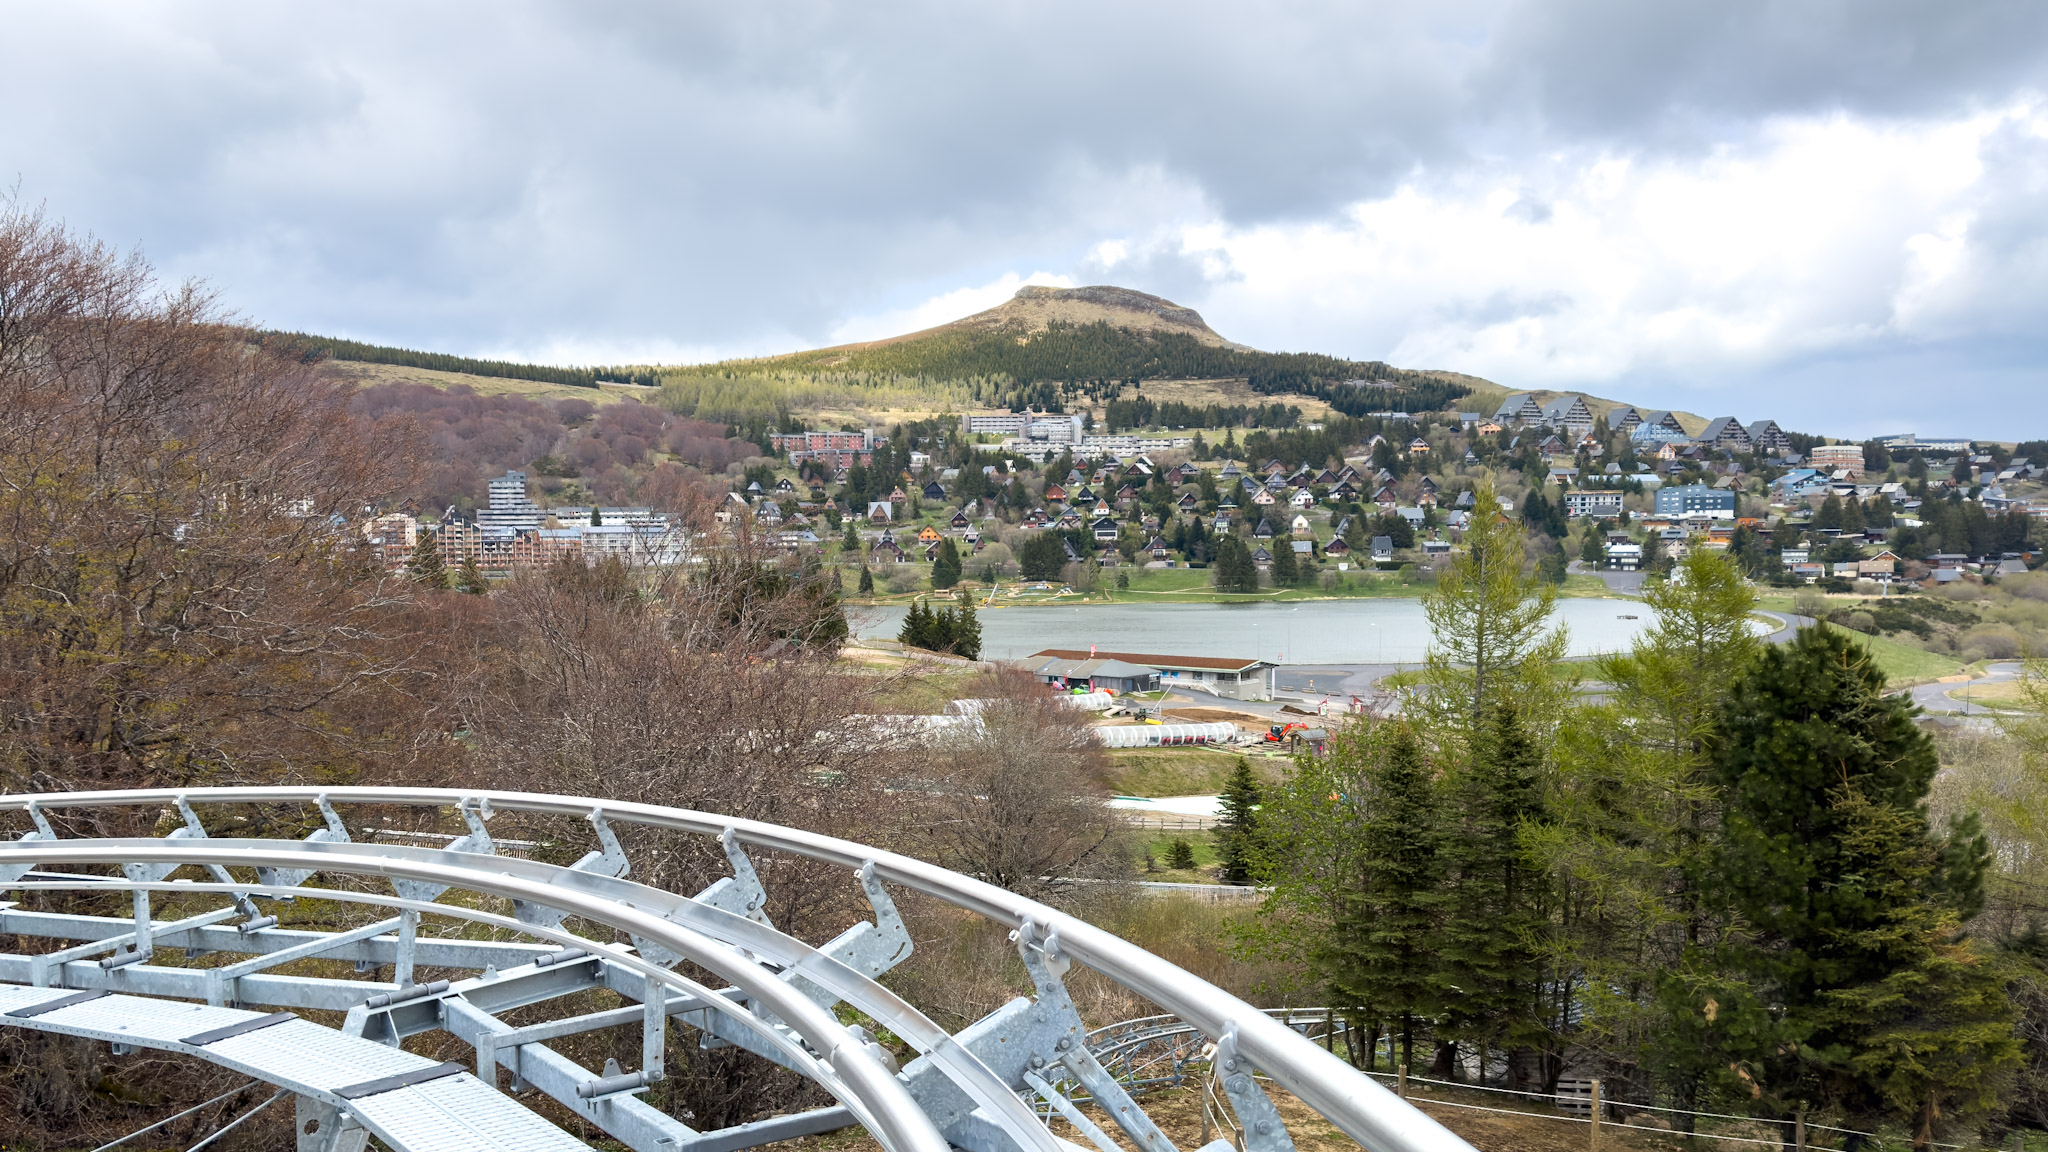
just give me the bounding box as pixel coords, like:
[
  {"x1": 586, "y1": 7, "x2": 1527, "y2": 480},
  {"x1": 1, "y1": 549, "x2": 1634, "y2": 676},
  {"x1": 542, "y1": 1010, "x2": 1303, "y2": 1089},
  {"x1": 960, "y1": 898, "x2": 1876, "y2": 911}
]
[
  {"x1": 515, "y1": 808, "x2": 629, "y2": 930},
  {"x1": 258, "y1": 795, "x2": 351, "y2": 892},
  {"x1": 901, "y1": 919, "x2": 1178, "y2": 1152},
  {"x1": 1212, "y1": 1024, "x2": 1298, "y2": 1152},
  {"x1": 392, "y1": 797, "x2": 494, "y2": 904},
  {"x1": 0, "y1": 803, "x2": 59, "y2": 885},
  {"x1": 635, "y1": 827, "x2": 770, "y2": 969},
  {"x1": 787, "y1": 860, "x2": 913, "y2": 1009}
]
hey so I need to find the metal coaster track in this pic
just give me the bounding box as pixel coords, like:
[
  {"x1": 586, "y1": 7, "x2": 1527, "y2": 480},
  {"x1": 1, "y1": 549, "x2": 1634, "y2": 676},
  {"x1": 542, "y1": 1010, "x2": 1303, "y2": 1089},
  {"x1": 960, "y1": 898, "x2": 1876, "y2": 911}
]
[{"x1": 0, "y1": 787, "x2": 1474, "y2": 1152}]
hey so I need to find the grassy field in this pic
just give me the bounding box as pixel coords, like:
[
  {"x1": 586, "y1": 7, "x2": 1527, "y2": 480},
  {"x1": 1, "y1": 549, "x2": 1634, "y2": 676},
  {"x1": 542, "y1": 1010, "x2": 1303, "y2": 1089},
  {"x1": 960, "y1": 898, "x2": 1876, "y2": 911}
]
[
  {"x1": 1105, "y1": 747, "x2": 1281, "y2": 797},
  {"x1": 1823, "y1": 623, "x2": 1967, "y2": 686},
  {"x1": 325, "y1": 359, "x2": 663, "y2": 405}
]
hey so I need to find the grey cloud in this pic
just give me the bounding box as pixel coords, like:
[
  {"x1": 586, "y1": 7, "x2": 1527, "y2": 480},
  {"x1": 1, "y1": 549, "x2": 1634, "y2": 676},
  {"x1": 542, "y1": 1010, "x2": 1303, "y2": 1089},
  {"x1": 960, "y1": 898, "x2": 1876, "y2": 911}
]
[{"x1": 2, "y1": 0, "x2": 2046, "y2": 432}]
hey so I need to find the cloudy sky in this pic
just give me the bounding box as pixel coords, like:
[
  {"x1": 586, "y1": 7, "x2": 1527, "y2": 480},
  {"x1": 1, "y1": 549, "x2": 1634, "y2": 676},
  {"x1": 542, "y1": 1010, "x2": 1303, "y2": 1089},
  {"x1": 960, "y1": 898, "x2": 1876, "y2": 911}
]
[{"x1": 5, "y1": 2, "x2": 2046, "y2": 437}]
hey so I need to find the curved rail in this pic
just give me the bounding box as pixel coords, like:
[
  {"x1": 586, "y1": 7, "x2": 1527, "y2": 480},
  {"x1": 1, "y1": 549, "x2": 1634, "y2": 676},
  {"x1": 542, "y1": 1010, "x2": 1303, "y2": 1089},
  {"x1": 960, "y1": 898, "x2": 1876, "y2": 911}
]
[{"x1": 0, "y1": 786, "x2": 1476, "y2": 1152}]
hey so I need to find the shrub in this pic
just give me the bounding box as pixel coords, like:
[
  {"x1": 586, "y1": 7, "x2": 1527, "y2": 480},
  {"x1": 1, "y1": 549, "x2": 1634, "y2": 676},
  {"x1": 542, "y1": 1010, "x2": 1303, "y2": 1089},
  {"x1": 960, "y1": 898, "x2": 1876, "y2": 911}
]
[{"x1": 1167, "y1": 839, "x2": 1198, "y2": 870}]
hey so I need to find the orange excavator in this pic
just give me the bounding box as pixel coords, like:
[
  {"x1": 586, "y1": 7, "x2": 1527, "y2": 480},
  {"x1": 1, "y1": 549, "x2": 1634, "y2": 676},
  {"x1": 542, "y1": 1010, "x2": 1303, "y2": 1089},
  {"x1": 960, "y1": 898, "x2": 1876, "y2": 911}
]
[{"x1": 1264, "y1": 721, "x2": 1311, "y2": 744}]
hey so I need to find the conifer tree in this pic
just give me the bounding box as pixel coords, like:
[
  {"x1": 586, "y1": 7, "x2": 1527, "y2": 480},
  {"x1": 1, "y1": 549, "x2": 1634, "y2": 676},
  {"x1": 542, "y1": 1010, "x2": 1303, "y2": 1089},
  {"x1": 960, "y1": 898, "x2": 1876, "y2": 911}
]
[
  {"x1": 456, "y1": 556, "x2": 488, "y2": 595},
  {"x1": 1215, "y1": 758, "x2": 1265, "y2": 884},
  {"x1": 857, "y1": 564, "x2": 874, "y2": 595},
  {"x1": 1326, "y1": 725, "x2": 1446, "y2": 1071},
  {"x1": 1271, "y1": 537, "x2": 1300, "y2": 586},
  {"x1": 1440, "y1": 703, "x2": 1553, "y2": 1069},
  {"x1": 899, "y1": 599, "x2": 933, "y2": 650},
  {"x1": 1415, "y1": 481, "x2": 1568, "y2": 746},
  {"x1": 1213, "y1": 533, "x2": 1259, "y2": 593},
  {"x1": 948, "y1": 592, "x2": 982, "y2": 660},
  {"x1": 406, "y1": 528, "x2": 447, "y2": 589},
  {"x1": 1686, "y1": 626, "x2": 2010, "y2": 1134},
  {"x1": 931, "y1": 538, "x2": 962, "y2": 589}
]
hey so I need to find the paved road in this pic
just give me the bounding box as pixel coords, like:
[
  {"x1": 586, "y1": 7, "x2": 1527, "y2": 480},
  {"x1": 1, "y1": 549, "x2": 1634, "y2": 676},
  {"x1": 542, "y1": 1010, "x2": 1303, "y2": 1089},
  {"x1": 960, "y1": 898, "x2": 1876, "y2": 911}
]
[
  {"x1": 1913, "y1": 661, "x2": 2026, "y2": 715},
  {"x1": 1570, "y1": 560, "x2": 1648, "y2": 597}
]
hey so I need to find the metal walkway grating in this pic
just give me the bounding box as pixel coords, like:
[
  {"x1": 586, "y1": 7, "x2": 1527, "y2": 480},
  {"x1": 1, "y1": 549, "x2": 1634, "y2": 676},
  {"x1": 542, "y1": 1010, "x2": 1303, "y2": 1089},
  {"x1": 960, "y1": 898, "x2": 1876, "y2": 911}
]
[{"x1": 0, "y1": 983, "x2": 592, "y2": 1152}]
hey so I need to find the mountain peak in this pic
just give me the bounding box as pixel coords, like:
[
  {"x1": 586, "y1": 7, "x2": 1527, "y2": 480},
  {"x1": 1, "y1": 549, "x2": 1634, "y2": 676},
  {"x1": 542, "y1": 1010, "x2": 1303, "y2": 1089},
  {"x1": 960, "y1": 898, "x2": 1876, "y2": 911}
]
[{"x1": 952, "y1": 284, "x2": 1240, "y2": 348}]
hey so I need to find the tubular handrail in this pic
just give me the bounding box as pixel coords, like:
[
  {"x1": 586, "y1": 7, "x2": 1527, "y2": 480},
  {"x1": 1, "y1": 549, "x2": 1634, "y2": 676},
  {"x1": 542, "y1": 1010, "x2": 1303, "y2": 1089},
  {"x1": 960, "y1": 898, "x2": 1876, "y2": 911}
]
[
  {"x1": 17, "y1": 834, "x2": 1056, "y2": 1151},
  {"x1": 0, "y1": 838, "x2": 949, "y2": 1152},
  {"x1": 0, "y1": 786, "x2": 1478, "y2": 1152}
]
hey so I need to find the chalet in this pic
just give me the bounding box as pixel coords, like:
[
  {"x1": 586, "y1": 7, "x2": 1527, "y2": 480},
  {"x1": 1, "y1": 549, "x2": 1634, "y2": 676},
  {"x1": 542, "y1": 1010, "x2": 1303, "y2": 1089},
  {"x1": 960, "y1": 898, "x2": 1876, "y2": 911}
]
[
  {"x1": 1045, "y1": 483, "x2": 1067, "y2": 502},
  {"x1": 1291, "y1": 540, "x2": 1315, "y2": 561},
  {"x1": 1252, "y1": 488, "x2": 1277, "y2": 506},
  {"x1": 949, "y1": 510, "x2": 970, "y2": 528},
  {"x1": 1253, "y1": 518, "x2": 1276, "y2": 539},
  {"x1": 1540, "y1": 395, "x2": 1595, "y2": 434},
  {"x1": 1324, "y1": 537, "x2": 1351, "y2": 557},
  {"x1": 774, "y1": 477, "x2": 796, "y2": 493},
  {"x1": 1635, "y1": 410, "x2": 1687, "y2": 437},
  {"x1": 922, "y1": 480, "x2": 946, "y2": 501},
  {"x1": 1371, "y1": 536, "x2": 1394, "y2": 563},
  {"x1": 917, "y1": 525, "x2": 942, "y2": 543},
  {"x1": 1291, "y1": 513, "x2": 1312, "y2": 535},
  {"x1": 1494, "y1": 393, "x2": 1545, "y2": 427},
  {"x1": 1699, "y1": 417, "x2": 1752, "y2": 453},
  {"x1": 1608, "y1": 406, "x2": 1643, "y2": 434},
  {"x1": 1745, "y1": 419, "x2": 1790, "y2": 457},
  {"x1": 1147, "y1": 535, "x2": 1171, "y2": 559},
  {"x1": 1115, "y1": 484, "x2": 1139, "y2": 505},
  {"x1": 1074, "y1": 487, "x2": 1097, "y2": 504},
  {"x1": 1289, "y1": 489, "x2": 1316, "y2": 510},
  {"x1": 1374, "y1": 486, "x2": 1399, "y2": 510},
  {"x1": 888, "y1": 487, "x2": 908, "y2": 502},
  {"x1": 1177, "y1": 493, "x2": 1199, "y2": 512},
  {"x1": 754, "y1": 502, "x2": 783, "y2": 525},
  {"x1": 1219, "y1": 461, "x2": 1243, "y2": 478},
  {"x1": 1251, "y1": 545, "x2": 1273, "y2": 565},
  {"x1": 866, "y1": 501, "x2": 894, "y2": 523},
  {"x1": 1091, "y1": 516, "x2": 1120, "y2": 543},
  {"x1": 1176, "y1": 461, "x2": 1201, "y2": 478},
  {"x1": 1407, "y1": 437, "x2": 1432, "y2": 454},
  {"x1": 1315, "y1": 468, "x2": 1339, "y2": 486},
  {"x1": 1477, "y1": 420, "x2": 1505, "y2": 436}
]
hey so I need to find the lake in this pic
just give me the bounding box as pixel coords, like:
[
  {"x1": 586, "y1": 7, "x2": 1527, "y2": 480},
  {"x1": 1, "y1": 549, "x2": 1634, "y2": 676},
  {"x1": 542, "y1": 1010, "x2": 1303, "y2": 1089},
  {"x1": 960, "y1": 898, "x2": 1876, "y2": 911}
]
[{"x1": 853, "y1": 598, "x2": 1658, "y2": 665}]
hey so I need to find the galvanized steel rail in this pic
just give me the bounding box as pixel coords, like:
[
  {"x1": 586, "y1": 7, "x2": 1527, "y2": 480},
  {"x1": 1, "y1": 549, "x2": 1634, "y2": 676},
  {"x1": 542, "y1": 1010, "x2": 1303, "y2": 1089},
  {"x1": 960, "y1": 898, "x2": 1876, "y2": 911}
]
[{"x1": 0, "y1": 787, "x2": 1475, "y2": 1152}]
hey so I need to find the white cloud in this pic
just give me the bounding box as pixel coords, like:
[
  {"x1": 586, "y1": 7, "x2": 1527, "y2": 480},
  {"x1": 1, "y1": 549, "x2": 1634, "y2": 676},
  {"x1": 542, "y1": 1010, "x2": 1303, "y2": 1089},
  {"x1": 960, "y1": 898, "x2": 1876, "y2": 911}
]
[
  {"x1": 826, "y1": 271, "x2": 1074, "y2": 346},
  {"x1": 1174, "y1": 103, "x2": 2037, "y2": 405}
]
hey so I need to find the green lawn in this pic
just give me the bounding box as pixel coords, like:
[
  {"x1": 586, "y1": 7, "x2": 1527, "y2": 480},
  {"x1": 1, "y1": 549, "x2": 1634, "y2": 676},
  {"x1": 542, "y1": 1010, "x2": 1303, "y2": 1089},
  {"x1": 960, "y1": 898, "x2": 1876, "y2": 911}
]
[
  {"x1": 1105, "y1": 748, "x2": 1282, "y2": 797},
  {"x1": 1823, "y1": 624, "x2": 1965, "y2": 687}
]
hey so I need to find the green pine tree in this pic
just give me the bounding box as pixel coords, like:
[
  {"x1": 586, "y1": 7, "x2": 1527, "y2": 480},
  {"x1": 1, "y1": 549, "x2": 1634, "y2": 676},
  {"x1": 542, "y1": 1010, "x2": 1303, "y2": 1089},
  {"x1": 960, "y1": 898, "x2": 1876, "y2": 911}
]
[
  {"x1": 857, "y1": 564, "x2": 874, "y2": 595},
  {"x1": 1213, "y1": 533, "x2": 1259, "y2": 593},
  {"x1": 1439, "y1": 702, "x2": 1553, "y2": 1062},
  {"x1": 931, "y1": 538, "x2": 962, "y2": 589},
  {"x1": 456, "y1": 556, "x2": 488, "y2": 595},
  {"x1": 406, "y1": 528, "x2": 447, "y2": 589},
  {"x1": 899, "y1": 599, "x2": 932, "y2": 650},
  {"x1": 1167, "y1": 839, "x2": 1198, "y2": 870},
  {"x1": 1215, "y1": 758, "x2": 1265, "y2": 885},
  {"x1": 1689, "y1": 626, "x2": 2007, "y2": 1132},
  {"x1": 948, "y1": 592, "x2": 982, "y2": 660},
  {"x1": 1327, "y1": 724, "x2": 1446, "y2": 1071},
  {"x1": 1271, "y1": 537, "x2": 1300, "y2": 586}
]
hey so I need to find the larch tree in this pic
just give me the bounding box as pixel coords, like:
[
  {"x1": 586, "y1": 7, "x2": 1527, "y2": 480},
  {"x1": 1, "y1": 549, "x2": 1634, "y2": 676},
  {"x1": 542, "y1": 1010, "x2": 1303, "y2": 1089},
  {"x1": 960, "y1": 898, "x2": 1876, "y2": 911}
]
[{"x1": 1414, "y1": 481, "x2": 1569, "y2": 751}]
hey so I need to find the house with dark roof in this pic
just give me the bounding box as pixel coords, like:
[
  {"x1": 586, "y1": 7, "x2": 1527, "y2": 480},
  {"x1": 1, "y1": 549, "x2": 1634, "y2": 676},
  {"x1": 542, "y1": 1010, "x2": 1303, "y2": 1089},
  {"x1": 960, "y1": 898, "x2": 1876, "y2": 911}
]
[
  {"x1": 1699, "y1": 417, "x2": 1753, "y2": 453},
  {"x1": 1028, "y1": 655, "x2": 1160, "y2": 695},
  {"x1": 1029, "y1": 648, "x2": 1277, "y2": 700},
  {"x1": 1540, "y1": 395, "x2": 1595, "y2": 434},
  {"x1": 1494, "y1": 393, "x2": 1544, "y2": 426}
]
